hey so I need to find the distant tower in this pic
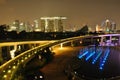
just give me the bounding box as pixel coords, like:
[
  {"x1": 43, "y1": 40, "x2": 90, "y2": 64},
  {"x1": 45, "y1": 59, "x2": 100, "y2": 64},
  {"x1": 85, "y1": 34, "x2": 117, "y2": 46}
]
[
  {"x1": 111, "y1": 22, "x2": 116, "y2": 33},
  {"x1": 14, "y1": 20, "x2": 20, "y2": 32},
  {"x1": 9, "y1": 20, "x2": 20, "y2": 32},
  {"x1": 101, "y1": 19, "x2": 116, "y2": 33},
  {"x1": 25, "y1": 22, "x2": 33, "y2": 32},
  {"x1": 34, "y1": 19, "x2": 40, "y2": 31},
  {"x1": 19, "y1": 22, "x2": 25, "y2": 32},
  {"x1": 105, "y1": 19, "x2": 111, "y2": 32},
  {"x1": 40, "y1": 17, "x2": 67, "y2": 32}
]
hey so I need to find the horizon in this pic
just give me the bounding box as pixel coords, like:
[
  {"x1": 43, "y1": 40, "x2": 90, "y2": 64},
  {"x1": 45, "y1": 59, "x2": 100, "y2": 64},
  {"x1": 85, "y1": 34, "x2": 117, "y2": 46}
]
[{"x1": 0, "y1": 0, "x2": 120, "y2": 30}]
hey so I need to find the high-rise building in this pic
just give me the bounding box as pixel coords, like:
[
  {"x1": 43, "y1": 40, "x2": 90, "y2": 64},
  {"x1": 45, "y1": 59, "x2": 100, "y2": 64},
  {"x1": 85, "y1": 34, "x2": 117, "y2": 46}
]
[
  {"x1": 40, "y1": 17, "x2": 67, "y2": 32},
  {"x1": 19, "y1": 22, "x2": 25, "y2": 32},
  {"x1": 101, "y1": 19, "x2": 116, "y2": 33},
  {"x1": 25, "y1": 22, "x2": 33, "y2": 32},
  {"x1": 95, "y1": 24, "x2": 102, "y2": 32},
  {"x1": 34, "y1": 19, "x2": 41, "y2": 31},
  {"x1": 8, "y1": 20, "x2": 20, "y2": 32},
  {"x1": 111, "y1": 22, "x2": 116, "y2": 33},
  {"x1": 13, "y1": 20, "x2": 20, "y2": 32}
]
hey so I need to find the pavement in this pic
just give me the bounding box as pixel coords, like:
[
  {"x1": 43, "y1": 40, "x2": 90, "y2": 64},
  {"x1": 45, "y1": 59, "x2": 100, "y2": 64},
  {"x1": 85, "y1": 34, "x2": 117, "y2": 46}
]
[{"x1": 40, "y1": 46, "x2": 83, "y2": 80}]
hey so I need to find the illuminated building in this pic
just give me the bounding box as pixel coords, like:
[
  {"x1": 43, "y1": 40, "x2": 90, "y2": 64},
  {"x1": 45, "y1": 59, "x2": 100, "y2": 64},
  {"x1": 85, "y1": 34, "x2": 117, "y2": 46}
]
[
  {"x1": 34, "y1": 19, "x2": 41, "y2": 31},
  {"x1": 8, "y1": 20, "x2": 20, "y2": 32},
  {"x1": 95, "y1": 24, "x2": 103, "y2": 32},
  {"x1": 101, "y1": 19, "x2": 116, "y2": 33},
  {"x1": 19, "y1": 22, "x2": 26, "y2": 32},
  {"x1": 13, "y1": 20, "x2": 20, "y2": 32},
  {"x1": 25, "y1": 22, "x2": 33, "y2": 32},
  {"x1": 40, "y1": 17, "x2": 67, "y2": 32}
]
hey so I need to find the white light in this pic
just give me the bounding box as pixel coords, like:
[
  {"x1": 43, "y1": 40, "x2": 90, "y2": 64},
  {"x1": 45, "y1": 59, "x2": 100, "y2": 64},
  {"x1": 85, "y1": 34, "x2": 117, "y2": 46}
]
[
  {"x1": 38, "y1": 55, "x2": 42, "y2": 59},
  {"x1": 41, "y1": 17, "x2": 67, "y2": 20},
  {"x1": 3, "y1": 75, "x2": 7, "y2": 78},
  {"x1": 8, "y1": 70, "x2": 11, "y2": 73},
  {"x1": 3, "y1": 70, "x2": 6, "y2": 73},
  {"x1": 10, "y1": 49, "x2": 16, "y2": 59},
  {"x1": 34, "y1": 51, "x2": 37, "y2": 54},
  {"x1": 9, "y1": 66, "x2": 11, "y2": 68},
  {"x1": 60, "y1": 43, "x2": 63, "y2": 48},
  {"x1": 80, "y1": 41, "x2": 82, "y2": 44},
  {"x1": 20, "y1": 22, "x2": 24, "y2": 26},
  {"x1": 13, "y1": 66, "x2": 16, "y2": 69},
  {"x1": 35, "y1": 76, "x2": 37, "y2": 79},
  {"x1": 25, "y1": 57, "x2": 28, "y2": 59},
  {"x1": 106, "y1": 19, "x2": 110, "y2": 23},
  {"x1": 21, "y1": 59, "x2": 24, "y2": 62},
  {"x1": 28, "y1": 55, "x2": 31, "y2": 57},
  {"x1": 40, "y1": 76, "x2": 43, "y2": 78}
]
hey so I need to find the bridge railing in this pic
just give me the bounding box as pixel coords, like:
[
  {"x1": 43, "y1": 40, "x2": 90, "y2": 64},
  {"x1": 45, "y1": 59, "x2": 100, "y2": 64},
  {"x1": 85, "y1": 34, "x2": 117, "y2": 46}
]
[
  {"x1": 0, "y1": 35, "x2": 86, "y2": 80},
  {"x1": 0, "y1": 42, "x2": 54, "y2": 80},
  {"x1": 1, "y1": 34, "x2": 119, "y2": 80}
]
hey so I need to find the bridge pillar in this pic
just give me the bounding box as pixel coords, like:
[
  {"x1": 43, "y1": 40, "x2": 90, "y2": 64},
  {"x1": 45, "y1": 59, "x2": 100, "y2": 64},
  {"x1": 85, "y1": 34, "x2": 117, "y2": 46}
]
[
  {"x1": 60, "y1": 43, "x2": 63, "y2": 48},
  {"x1": 100, "y1": 36, "x2": 104, "y2": 46},
  {"x1": 3, "y1": 46, "x2": 11, "y2": 61},
  {"x1": 109, "y1": 35, "x2": 112, "y2": 45},
  {"x1": 0, "y1": 47, "x2": 3, "y2": 65},
  {"x1": 119, "y1": 36, "x2": 120, "y2": 46},
  {"x1": 14, "y1": 45, "x2": 17, "y2": 51},
  {"x1": 71, "y1": 40, "x2": 74, "y2": 47}
]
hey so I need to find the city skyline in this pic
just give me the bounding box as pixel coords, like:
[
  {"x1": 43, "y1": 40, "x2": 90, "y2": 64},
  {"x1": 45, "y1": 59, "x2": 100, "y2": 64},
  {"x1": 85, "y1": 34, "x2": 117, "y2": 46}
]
[{"x1": 0, "y1": 0, "x2": 120, "y2": 29}]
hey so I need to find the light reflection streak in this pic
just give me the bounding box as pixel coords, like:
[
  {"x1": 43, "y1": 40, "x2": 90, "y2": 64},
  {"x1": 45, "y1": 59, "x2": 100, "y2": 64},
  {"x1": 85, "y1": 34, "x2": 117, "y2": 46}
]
[
  {"x1": 86, "y1": 51, "x2": 95, "y2": 61},
  {"x1": 78, "y1": 48, "x2": 93, "y2": 59},
  {"x1": 78, "y1": 51, "x2": 88, "y2": 59},
  {"x1": 92, "y1": 48, "x2": 102, "y2": 64},
  {"x1": 78, "y1": 46, "x2": 110, "y2": 70},
  {"x1": 99, "y1": 47, "x2": 110, "y2": 70}
]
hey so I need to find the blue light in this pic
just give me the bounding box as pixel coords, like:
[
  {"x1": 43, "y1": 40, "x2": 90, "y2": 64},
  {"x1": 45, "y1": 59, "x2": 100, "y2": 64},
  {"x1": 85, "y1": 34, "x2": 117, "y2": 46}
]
[
  {"x1": 78, "y1": 51, "x2": 88, "y2": 59},
  {"x1": 100, "y1": 67, "x2": 103, "y2": 70},
  {"x1": 78, "y1": 46, "x2": 110, "y2": 70},
  {"x1": 86, "y1": 51, "x2": 95, "y2": 61},
  {"x1": 92, "y1": 48, "x2": 102, "y2": 64},
  {"x1": 99, "y1": 47, "x2": 110, "y2": 70},
  {"x1": 78, "y1": 47, "x2": 93, "y2": 59}
]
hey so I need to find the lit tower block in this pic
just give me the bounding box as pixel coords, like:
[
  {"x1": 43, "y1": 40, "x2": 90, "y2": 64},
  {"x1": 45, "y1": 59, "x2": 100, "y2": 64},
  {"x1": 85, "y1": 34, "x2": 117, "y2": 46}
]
[
  {"x1": 40, "y1": 17, "x2": 67, "y2": 32},
  {"x1": 34, "y1": 19, "x2": 40, "y2": 31},
  {"x1": 105, "y1": 19, "x2": 111, "y2": 32},
  {"x1": 101, "y1": 19, "x2": 116, "y2": 33}
]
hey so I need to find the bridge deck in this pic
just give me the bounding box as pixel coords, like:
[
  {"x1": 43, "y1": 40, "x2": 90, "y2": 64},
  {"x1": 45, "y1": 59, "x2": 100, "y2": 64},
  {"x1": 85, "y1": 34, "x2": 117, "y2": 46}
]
[{"x1": 40, "y1": 46, "x2": 83, "y2": 80}]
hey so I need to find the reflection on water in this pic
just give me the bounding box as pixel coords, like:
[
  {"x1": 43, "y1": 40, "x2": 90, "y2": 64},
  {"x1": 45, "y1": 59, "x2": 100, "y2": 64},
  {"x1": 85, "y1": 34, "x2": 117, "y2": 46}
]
[
  {"x1": 78, "y1": 46, "x2": 110, "y2": 70},
  {"x1": 74, "y1": 46, "x2": 120, "y2": 79}
]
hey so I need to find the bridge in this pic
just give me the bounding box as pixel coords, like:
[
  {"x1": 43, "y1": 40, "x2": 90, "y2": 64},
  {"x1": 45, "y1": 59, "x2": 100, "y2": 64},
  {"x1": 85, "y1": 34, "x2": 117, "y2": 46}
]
[{"x1": 0, "y1": 34, "x2": 120, "y2": 80}]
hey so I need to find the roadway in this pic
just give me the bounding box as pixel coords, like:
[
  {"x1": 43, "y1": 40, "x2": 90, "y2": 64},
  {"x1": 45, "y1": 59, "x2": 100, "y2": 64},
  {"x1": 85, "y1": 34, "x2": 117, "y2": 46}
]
[{"x1": 40, "y1": 46, "x2": 83, "y2": 80}]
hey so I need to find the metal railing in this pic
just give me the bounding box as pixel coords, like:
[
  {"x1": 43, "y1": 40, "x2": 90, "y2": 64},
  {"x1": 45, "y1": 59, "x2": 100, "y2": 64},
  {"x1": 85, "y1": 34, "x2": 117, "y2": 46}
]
[
  {"x1": 0, "y1": 42, "x2": 54, "y2": 80},
  {"x1": 0, "y1": 34, "x2": 119, "y2": 80},
  {"x1": 0, "y1": 36, "x2": 85, "y2": 80}
]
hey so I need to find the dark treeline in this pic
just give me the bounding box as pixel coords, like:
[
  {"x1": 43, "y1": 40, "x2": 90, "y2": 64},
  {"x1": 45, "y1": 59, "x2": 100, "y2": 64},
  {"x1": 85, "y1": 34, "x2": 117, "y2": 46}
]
[{"x1": 0, "y1": 25, "x2": 104, "y2": 41}]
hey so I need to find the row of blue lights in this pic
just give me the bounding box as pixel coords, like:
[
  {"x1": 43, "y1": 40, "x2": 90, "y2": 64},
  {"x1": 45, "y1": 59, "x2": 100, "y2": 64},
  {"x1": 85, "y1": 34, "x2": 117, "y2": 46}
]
[
  {"x1": 78, "y1": 51, "x2": 88, "y2": 59},
  {"x1": 78, "y1": 47, "x2": 110, "y2": 70},
  {"x1": 99, "y1": 47, "x2": 110, "y2": 70},
  {"x1": 86, "y1": 51, "x2": 95, "y2": 61},
  {"x1": 78, "y1": 48, "x2": 93, "y2": 59},
  {"x1": 92, "y1": 48, "x2": 102, "y2": 64}
]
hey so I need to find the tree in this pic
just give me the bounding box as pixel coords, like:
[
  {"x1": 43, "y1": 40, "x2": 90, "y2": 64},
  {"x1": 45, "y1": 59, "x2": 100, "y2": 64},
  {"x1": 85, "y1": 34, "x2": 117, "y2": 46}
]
[
  {"x1": 0, "y1": 25, "x2": 7, "y2": 40},
  {"x1": 76, "y1": 25, "x2": 89, "y2": 35}
]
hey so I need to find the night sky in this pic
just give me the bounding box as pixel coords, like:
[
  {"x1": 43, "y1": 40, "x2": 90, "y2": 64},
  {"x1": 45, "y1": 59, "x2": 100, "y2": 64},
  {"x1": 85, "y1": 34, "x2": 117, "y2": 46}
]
[{"x1": 0, "y1": 0, "x2": 120, "y2": 29}]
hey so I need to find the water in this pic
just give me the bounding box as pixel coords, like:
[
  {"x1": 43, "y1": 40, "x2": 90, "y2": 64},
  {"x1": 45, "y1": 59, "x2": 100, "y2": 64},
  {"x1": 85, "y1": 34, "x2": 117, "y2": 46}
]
[{"x1": 75, "y1": 46, "x2": 120, "y2": 79}]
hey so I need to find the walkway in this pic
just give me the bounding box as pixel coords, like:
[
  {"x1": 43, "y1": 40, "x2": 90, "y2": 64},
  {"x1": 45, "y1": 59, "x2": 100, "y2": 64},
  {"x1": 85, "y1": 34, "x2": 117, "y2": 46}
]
[{"x1": 40, "y1": 46, "x2": 83, "y2": 80}]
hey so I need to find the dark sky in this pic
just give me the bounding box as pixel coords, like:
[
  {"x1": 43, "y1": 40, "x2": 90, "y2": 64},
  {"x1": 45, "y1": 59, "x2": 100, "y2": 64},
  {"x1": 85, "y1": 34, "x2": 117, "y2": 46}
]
[{"x1": 0, "y1": 0, "x2": 120, "y2": 29}]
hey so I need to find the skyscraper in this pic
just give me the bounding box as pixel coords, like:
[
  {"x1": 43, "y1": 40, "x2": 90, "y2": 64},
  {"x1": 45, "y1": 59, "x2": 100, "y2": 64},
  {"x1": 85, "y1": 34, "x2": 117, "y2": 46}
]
[
  {"x1": 34, "y1": 19, "x2": 41, "y2": 31},
  {"x1": 101, "y1": 19, "x2": 116, "y2": 33},
  {"x1": 40, "y1": 17, "x2": 67, "y2": 32},
  {"x1": 8, "y1": 20, "x2": 20, "y2": 32}
]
